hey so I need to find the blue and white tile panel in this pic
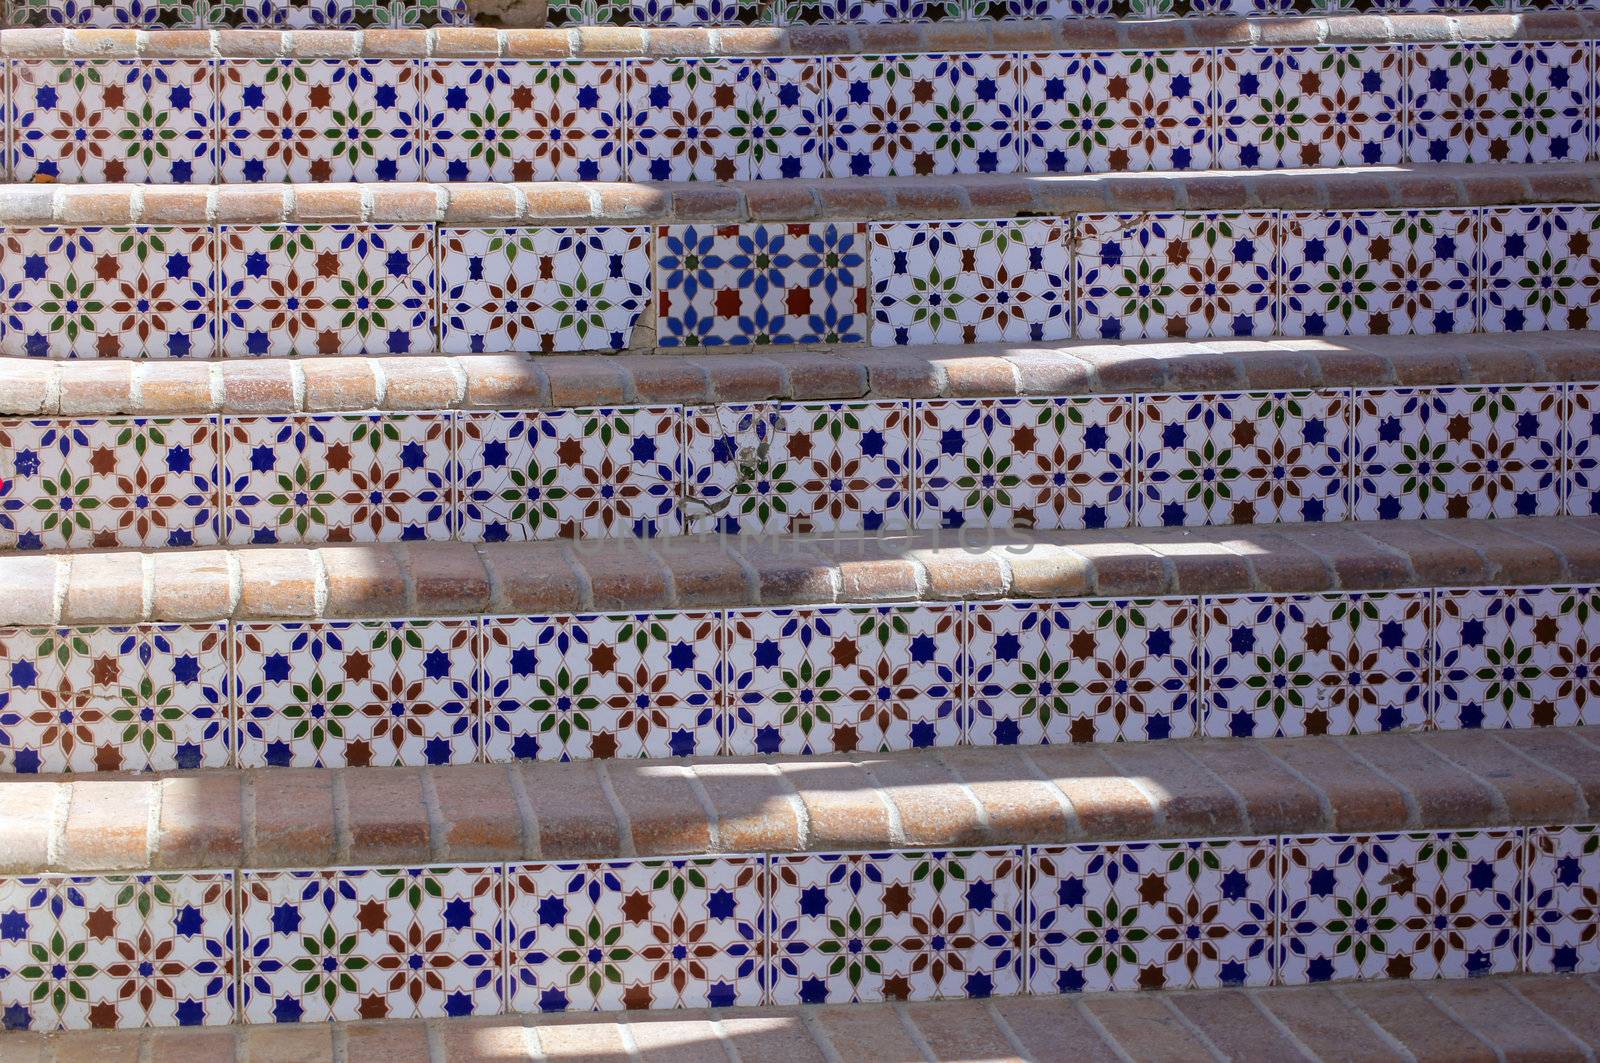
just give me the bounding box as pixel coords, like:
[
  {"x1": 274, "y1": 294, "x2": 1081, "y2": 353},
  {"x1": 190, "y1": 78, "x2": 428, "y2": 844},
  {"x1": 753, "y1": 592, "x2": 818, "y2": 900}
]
[
  {"x1": 10, "y1": 583, "x2": 1600, "y2": 770},
  {"x1": 0, "y1": 45, "x2": 1595, "y2": 182},
  {"x1": 3, "y1": 827, "x2": 1599, "y2": 1029}
]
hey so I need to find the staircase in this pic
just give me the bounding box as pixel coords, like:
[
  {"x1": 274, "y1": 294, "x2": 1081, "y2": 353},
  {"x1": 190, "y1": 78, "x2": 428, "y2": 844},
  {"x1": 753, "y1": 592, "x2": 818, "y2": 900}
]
[{"x1": 8, "y1": 4, "x2": 1600, "y2": 1061}]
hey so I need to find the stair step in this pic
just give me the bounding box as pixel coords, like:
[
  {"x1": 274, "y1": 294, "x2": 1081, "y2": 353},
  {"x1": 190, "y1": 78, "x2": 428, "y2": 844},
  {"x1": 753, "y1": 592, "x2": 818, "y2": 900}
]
[{"x1": 11, "y1": 974, "x2": 1600, "y2": 1060}]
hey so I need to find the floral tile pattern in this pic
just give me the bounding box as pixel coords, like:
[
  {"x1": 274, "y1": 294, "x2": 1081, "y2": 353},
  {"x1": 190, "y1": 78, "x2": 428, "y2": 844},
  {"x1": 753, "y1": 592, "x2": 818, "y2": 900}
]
[
  {"x1": 222, "y1": 414, "x2": 453, "y2": 545},
  {"x1": 423, "y1": 60, "x2": 625, "y2": 183},
  {"x1": 1351, "y1": 385, "x2": 1561, "y2": 520},
  {"x1": 217, "y1": 225, "x2": 435, "y2": 358},
  {"x1": 827, "y1": 54, "x2": 1021, "y2": 177},
  {"x1": 1215, "y1": 47, "x2": 1404, "y2": 169},
  {"x1": 682, "y1": 402, "x2": 911, "y2": 534},
  {"x1": 1279, "y1": 210, "x2": 1478, "y2": 337},
  {"x1": 1135, "y1": 391, "x2": 1350, "y2": 527},
  {"x1": 1030, "y1": 839, "x2": 1276, "y2": 992},
  {"x1": 0, "y1": 873, "x2": 236, "y2": 1031},
  {"x1": 1073, "y1": 213, "x2": 1277, "y2": 340},
  {"x1": 744, "y1": 58, "x2": 829, "y2": 180},
  {"x1": 1278, "y1": 831, "x2": 1523, "y2": 983},
  {"x1": 1526, "y1": 824, "x2": 1600, "y2": 974},
  {"x1": 1203, "y1": 592, "x2": 1430, "y2": 738},
  {"x1": 233, "y1": 620, "x2": 478, "y2": 768},
  {"x1": 1408, "y1": 42, "x2": 1592, "y2": 165},
  {"x1": 724, "y1": 605, "x2": 962, "y2": 754},
  {"x1": 481, "y1": 613, "x2": 721, "y2": 761},
  {"x1": 966, "y1": 598, "x2": 1199, "y2": 746},
  {"x1": 913, "y1": 397, "x2": 1132, "y2": 530},
  {"x1": 8, "y1": 0, "x2": 468, "y2": 25},
  {"x1": 218, "y1": 59, "x2": 424, "y2": 182},
  {"x1": 1434, "y1": 586, "x2": 1600, "y2": 730},
  {"x1": 869, "y1": 219, "x2": 1071, "y2": 346},
  {"x1": 1019, "y1": 51, "x2": 1212, "y2": 174},
  {"x1": 455, "y1": 408, "x2": 682, "y2": 542},
  {"x1": 438, "y1": 227, "x2": 651, "y2": 354},
  {"x1": 0, "y1": 417, "x2": 222, "y2": 551},
  {"x1": 238, "y1": 867, "x2": 502, "y2": 1024},
  {"x1": 1568, "y1": 384, "x2": 1600, "y2": 515},
  {"x1": 507, "y1": 857, "x2": 765, "y2": 1012},
  {"x1": 0, "y1": 624, "x2": 228, "y2": 774},
  {"x1": 624, "y1": 59, "x2": 748, "y2": 182},
  {"x1": 9, "y1": 60, "x2": 218, "y2": 183},
  {"x1": 657, "y1": 224, "x2": 867, "y2": 348},
  {"x1": 0, "y1": 227, "x2": 217, "y2": 360},
  {"x1": 1479, "y1": 206, "x2": 1600, "y2": 333},
  {"x1": 769, "y1": 849, "x2": 1025, "y2": 1004}
]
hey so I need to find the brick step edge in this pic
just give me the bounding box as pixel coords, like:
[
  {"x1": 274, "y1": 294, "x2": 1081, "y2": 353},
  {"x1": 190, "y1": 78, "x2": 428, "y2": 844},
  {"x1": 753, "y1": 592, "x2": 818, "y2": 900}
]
[
  {"x1": 9, "y1": 724, "x2": 1600, "y2": 874},
  {"x1": 13, "y1": 974, "x2": 1600, "y2": 1061},
  {"x1": 7, "y1": 11, "x2": 1598, "y2": 59},
  {"x1": 7, "y1": 162, "x2": 1598, "y2": 230},
  {"x1": 6, "y1": 516, "x2": 1600, "y2": 628},
  {"x1": 10, "y1": 333, "x2": 1600, "y2": 420}
]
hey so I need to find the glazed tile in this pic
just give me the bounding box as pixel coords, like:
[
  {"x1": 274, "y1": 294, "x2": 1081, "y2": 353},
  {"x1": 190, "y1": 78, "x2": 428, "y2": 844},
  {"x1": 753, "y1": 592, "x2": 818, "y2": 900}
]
[
  {"x1": 0, "y1": 624, "x2": 229, "y2": 773},
  {"x1": 1409, "y1": 41, "x2": 1592, "y2": 165},
  {"x1": 1525, "y1": 824, "x2": 1600, "y2": 974},
  {"x1": 1214, "y1": 47, "x2": 1404, "y2": 169},
  {"x1": 1568, "y1": 384, "x2": 1600, "y2": 516},
  {"x1": 1479, "y1": 206, "x2": 1600, "y2": 333},
  {"x1": 625, "y1": 58, "x2": 751, "y2": 182}
]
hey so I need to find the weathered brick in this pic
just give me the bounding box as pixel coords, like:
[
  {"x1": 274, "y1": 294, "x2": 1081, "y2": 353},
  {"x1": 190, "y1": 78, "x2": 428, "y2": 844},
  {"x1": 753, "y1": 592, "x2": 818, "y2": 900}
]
[
  {"x1": 57, "y1": 361, "x2": 134, "y2": 416},
  {"x1": 344, "y1": 1022, "x2": 433, "y2": 1063},
  {"x1": 604, "y1": 761, "x2": 712, "y2": 855},
  {"x1": 1098, "y1": 742, "x2": 1247, "y2": 837},
  {"x1": 149, "y1": 549, "x2": 233, "y2": 621},
  {"x1": 1339, "y1": 982, "x2": 1496, "y2": 1062},
  {"x1": 718, "y1": 1016, "x2": 828, "y2": 1063},
  {"x1": 992, "y1": 997, "x2": 1123, "y2": 1062},
  {"x1": 862, "y1": 752, "x2": 987, "y2": 848},
  {"x1": 691, "y1": 760, "x2": 802, "y2": 853},
  {"x1": 1026, "y1": 745, "x2": 1159, "y2": 840},
  {"x1": 903, "y1": 999, "x2": 1022, "y2": 1060},
  {"x1": 156, "y1": 774, "x2": 243, "y2": 870},
  {"x1": 518, "y1": 760, "x2": 624, "y2": 859},
  {"x1": 343, "y1": 767, "x2": 432, "y2": 865},
  {"x1": 777, "y1": 758, "x2": 893, "y2": 851},
  {"x1": 249, "y1": 769, "x2": 338, "y2": 868},
  {"x1": 62, "y1": 552, "x2": 145, "y2": 625},
  {"x1": 812, "y1": 1006, "x2": 927, "y2": 1061},
  {"x1": 375, "y1": 356, "x2": 462, "y2": 409},
  {"x1": 1340, "y1": 732, "x2": 1500, "y2": 828},
  {"x1": 317, "y1": 544, "x2": 408, "y2": 618},
  {"x1": 1183, "y1": 740, "x2": 1324, "y2": 836},
  {"x1": 1081, "y1": 993, "x2": 1218, "y2": 1061},
  {"x1": 1499, "y1": 728, "x2": 1600, "y2": 813},
  {"x1": 0, "y1": 782, "x2": 59, "y2": 873},
  {"x1": 399, "y1": 541, "x2": 492, "y2": 615},
  {"x1": 482, "y1": 541, "x2": 588, "y2": 614},
  {"x1": 1264, "y1": 736, "x2": 1409, "y2": 833},
  {"x1": 61, "y1": 780, "x2": 154, "y2": 870},
  {"x1": 431, "y1": 763, "x2": 526, "y2": 862},
  {"x1": 1253, "y1": 985, "x2": 1407, "y2": 1061},
  {"x1": 236, "y1": 549, "x2": 320, "y2": 619},
  {"x1": 1426, "y1": 727, "x2": 1583, "y2": 824},
  {"x1": 1425, "y1": 980, "x2": 1590, "y2": 1059},
  {"x1": 652, "y1": 537, "x2": 753, "y2": 607},
  {"x1": 1166, "y1": 990, "x2": 1310, "y2": 1060}
]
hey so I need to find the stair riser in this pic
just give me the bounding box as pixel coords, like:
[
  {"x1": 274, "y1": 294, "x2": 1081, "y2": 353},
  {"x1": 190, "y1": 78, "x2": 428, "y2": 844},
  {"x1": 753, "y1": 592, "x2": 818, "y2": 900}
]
[
  {"x1": 0, "y1": 383, "x2": 1582, "y2": 550},
  {"x1": 0, "y1": 826, "x2": 1589, "y2": 1031},
  {"x1": 7, "y1": 209, "x2": 1600, "y2": 360},
  {"x1": 3, "y1": 582, "x2": 1595, "y2": 772},
  {"x1": 9, "y1": 0, "x2": 467, "y2": 25},
  {"x1": 0, "y1": 46, "x2": 1592, "y2": 185}
]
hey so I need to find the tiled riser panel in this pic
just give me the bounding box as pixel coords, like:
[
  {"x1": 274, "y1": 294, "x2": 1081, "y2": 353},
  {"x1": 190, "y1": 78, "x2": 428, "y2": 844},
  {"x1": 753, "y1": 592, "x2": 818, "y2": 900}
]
[
  {"x1": 1, "y1": 827, "x2": 1597, "y2": 1029},
  {"x1": 0, "y1": 384, "x2": 1586, "y2": 549},
  {"x1": 6, "y1": 584, "x2": 1600, "y2": 771},
  {"x1": 16, "y1": 211, "x2": 1600, "y2": 360},
  {"x1": 0, "y1": 46, "x2": 1596, "y2": 183},
  {"x1": 6, "y1": 0, "x2": 467, "y2": 25}
]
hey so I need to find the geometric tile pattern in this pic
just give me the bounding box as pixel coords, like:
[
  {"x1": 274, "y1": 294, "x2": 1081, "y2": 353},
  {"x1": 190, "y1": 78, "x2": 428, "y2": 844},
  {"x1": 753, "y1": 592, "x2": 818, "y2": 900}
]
[
  {"x1": 1214, "y1": 47, "x2": 1404, "y2": 170},
  {"x1": 1407, "y1": 42, "x2": 1592, "y2": 166},
  {"x1": 6, "y1": 0, "x2": 468, "y2": 25},
  {"x1": 9, "y1": 208, "x2": 1600, "y2": 357},
  {"x1": 7, "y1": 826, "x2": 1600, "y2": 1027}
]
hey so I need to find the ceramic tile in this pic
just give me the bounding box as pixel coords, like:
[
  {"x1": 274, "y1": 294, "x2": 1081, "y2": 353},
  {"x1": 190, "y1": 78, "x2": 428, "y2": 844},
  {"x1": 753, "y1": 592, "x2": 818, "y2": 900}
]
[
  {"x1": 725, "y1": 605, "x2": 961, "y2": 755},
  {"x1": 455, "y1": 408, "x2": 682, "y2": 543},
  {"x1": 239, "y1": 867, "x2": 502, "y2": 1023},
  {"x1": 0, "y1": 227, "x2": 217, "y2": 360},
  {"x1": 1409, "y1": 42, "x2": 1592, "y2": 164},
  {"x1": 9, "y1": 60, "x2": 217, "y2": 183},
  {"x1": 217, "y1": 225, "x2": 435, "y2": 358},
  {"x1": 1568, "y1": 384, "x2": 1600, "y2": 516},
  {"x1": 1030, "y1": 839, "x2": 1276, "y2": 992},
  {"x1": 0, "y1": 624, "x2": 229, "y2": 773},
  {"x1": 827, "y1": 54, "x2": 1020, "y2": 177},
  {"x1": 742, "y1": 58, "x2": 829, "y2": 180},
  {"x1": 625, "y1": 58, "x2": 750, "y2": 181},
  {"x1": 1073, "y1": 213, "x2": 1276, "y2": 340},
  {"x1": 0, "y1": 417, "x2": 222, "y2": 551},
  {"x1": 683, "y1": 402, "x2": 911, "y2": 534},
  {"x1": 438, "y1": 227, "x2": 652, "y2": 354},
  {"x1": 1203, "y1": 592, "x2": 1429, "y2": 738},
  {"x1": 1214, "y1": 47, "x2": 1404, "y2": 169},
  {"x1": 222, "y1": 413, "x2": 452, "y2": 546},
  {"x1": 422, "y1": 61, "x2": 624, "y2": 183},
  {"x1": 967, "y1": 597, "x2": 1199, "y2": 746},
  {"x1": 1480, "y1": 206, "x2": 1600, "y2": 333},
  {"x1": 785, "y1": 0, "x2": 958, "y2": 19},
  {"x1": 506, "y1": 857, "x2": 765, "y2": 1012},
  {"x1": 657, "y1": 223, "x2": 868, "y2": 348},
  {"x1": 1279, "y1": 210, "x2": 1478, "y2": 337},
  {"x1": 1019, "y1": 50, "x2": 1212, "y2": 174},
  {"x1": 869, "y1": 219, "x2": 1071, "y2": 346},
  {"x1": 0, "y1": 873, "x2": 235, "y2": 1031},
  {"x1": 233, "y1": 620, "x2": 478, "y2": 768},
  {"x1": 1434, "y1": 586, "x2": 1600, "y2": 729},
  {"x1": 913, "y1": 397, "x2": 1133, "y2": 530},
  {"x1": 770, "y1": 849, "x2": 1025, "y2": 1004},
  {"x1": 1279, "y1": 831, "x2": 1523, "y2": 983},
  {"x1": 1351, "y1": 385, "x2": 1561, "y2": 520},
  {"x1": 482, "y1": 612, "x2": 721, "y2": 761},
  {"x1": 218, "y1": 59, "x2": 424, "y2": 182},
  {"x1": 1526, "y1": 824, "x2": 1600, "y2": 974},
  {"x1": 1135, "y1": 391, "x2": 1351, "y2": 527}
]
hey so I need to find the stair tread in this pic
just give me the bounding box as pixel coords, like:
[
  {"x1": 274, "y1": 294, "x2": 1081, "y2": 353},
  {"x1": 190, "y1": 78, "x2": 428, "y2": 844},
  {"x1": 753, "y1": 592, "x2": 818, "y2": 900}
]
[
  {"x1": 2, "y1": 724, "x2": 1595, "y2": 873},
  {"x1": 9, "y1": 972, "x2": 1600, "y2": 1060},
  {"x1": 9, "y1": 331, "x2": 1599, "y2": 419},
  {"x1": 5, "y1": 515, "x2": 1599, "y2": 626}
]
